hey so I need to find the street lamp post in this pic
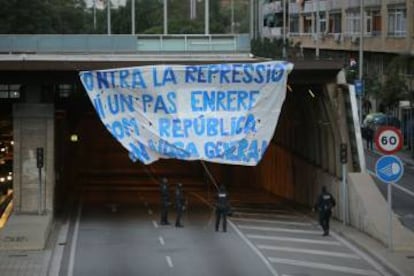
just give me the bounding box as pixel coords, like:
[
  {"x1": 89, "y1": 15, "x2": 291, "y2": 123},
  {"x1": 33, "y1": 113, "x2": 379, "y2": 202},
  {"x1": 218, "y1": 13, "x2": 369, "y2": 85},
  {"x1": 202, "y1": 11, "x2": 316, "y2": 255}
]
[
  {"x1": 282, "y1": 0, "x2": 286, "y2": 58},
  {"x1": 164, "y1": 0, "x2": 168, "y2": 35},
  {"x1": 107, "y1": 0, "x2": 111, "y2": 35},
  {"x1": 315, "y1": 0, "x2": 320, "y2": 59},
  {"x1": 231, "y1": 0, "x2": 235, "y2": 33},
  {"x1": 131, "y1": 0, "x2": 135, "y2": 35},
  {"x1": 205, "y1": 0, "x2": 210, "y2": 35},
  {"x1": 359, "y1": 0, "x2": 364, "y2": 124}
]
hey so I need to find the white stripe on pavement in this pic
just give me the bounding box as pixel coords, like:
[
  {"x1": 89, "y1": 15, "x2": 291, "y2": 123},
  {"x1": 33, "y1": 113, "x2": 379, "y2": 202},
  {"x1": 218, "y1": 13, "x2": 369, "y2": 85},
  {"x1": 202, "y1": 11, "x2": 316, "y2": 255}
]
[
  {"x1": 231, "y1": 217, "x2": 311, "y2": 226},
  {"x1": 239, "y1": 225, "x2": 320, "y2": 234},
  {"x1": 152, "y1": 220, "x2": 159, "y2": 228},
  {"x1": 234, "y1": 212, "x2": 302, "y2": 220},
  {"x1": 148, "y1": 209, "x2": 153, "y2": 215},
  {"x1": 268, "y1": 257, "x2": 380, "y2": 276},
  {"x1": 232, "y1": 207, "x2": 291, "y2": 214},
  {"x1": 191, "y1": 192, "x2": 279, "y2": 276},
  {"x1": 159, "y1": 236, "x2": 165, "y2": 246},
  {"x1": 166, "y1": 256, "x2": 174, "y2": 268},
  {"x1": 257, "y1": 245, "x2": 359, "y2": 259},
  {"x1": 247, "y1": 234, "x2": 341, "y2": 245}
]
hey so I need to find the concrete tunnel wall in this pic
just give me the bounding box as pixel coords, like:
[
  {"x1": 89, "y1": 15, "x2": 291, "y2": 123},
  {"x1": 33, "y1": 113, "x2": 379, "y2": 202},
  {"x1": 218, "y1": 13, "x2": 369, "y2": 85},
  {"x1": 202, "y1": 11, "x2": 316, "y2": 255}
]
[{"x1": 211, "y1": 80, "x2": 351, "y2": 217}]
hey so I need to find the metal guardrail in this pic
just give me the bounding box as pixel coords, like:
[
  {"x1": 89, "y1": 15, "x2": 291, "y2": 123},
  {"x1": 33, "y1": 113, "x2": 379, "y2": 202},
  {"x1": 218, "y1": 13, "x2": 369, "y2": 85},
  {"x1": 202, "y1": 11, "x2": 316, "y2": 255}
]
[{"x1": 0, "y1": 34, "x2": 251, "y2": 54}]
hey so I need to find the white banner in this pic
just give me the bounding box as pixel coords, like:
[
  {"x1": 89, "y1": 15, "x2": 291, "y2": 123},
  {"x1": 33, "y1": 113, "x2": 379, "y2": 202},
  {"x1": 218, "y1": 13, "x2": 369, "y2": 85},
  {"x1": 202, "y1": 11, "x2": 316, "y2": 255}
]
[{"x1": 79, "y1": 61, "x2": 293, "y2": 166}]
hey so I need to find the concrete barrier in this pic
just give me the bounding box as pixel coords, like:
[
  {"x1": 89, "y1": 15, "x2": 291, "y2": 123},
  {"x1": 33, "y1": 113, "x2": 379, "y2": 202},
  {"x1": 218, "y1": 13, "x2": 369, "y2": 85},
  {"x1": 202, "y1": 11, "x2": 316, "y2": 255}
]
[{"x1": 348, "y1": 172, "x2": 414, "y2": 251}]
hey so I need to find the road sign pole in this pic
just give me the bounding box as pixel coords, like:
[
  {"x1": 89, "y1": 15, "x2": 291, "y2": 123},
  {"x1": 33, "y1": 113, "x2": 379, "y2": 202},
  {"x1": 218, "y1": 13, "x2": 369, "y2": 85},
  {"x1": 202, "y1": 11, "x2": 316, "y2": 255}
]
[
  {"x1": 388, "y1": 183, "x2": 393, "y2": 250},
  {"x1": 342, "y1": 163, "x2": 347, "y2": 224}
]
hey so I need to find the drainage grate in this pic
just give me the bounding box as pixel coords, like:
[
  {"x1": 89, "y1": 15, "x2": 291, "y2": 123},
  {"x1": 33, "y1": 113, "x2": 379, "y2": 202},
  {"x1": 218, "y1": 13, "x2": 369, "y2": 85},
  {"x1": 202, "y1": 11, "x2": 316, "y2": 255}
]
[{"x1": 407, "y1": 256, "x2": 414, "y2": 259}]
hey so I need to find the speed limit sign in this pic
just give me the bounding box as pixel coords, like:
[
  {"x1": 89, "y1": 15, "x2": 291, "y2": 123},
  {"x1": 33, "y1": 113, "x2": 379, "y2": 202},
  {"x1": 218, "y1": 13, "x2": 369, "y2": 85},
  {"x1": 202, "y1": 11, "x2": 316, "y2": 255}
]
[{"x1": 375, "y1": 126, "x2": 403, "y2": 154}]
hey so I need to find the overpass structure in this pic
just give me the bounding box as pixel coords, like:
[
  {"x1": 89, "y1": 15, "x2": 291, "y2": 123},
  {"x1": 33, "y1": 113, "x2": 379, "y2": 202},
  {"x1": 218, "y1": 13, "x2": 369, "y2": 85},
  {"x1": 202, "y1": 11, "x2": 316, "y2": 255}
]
[{"x1": 0, "y1": 34, "x2": 413, "y2": 253}]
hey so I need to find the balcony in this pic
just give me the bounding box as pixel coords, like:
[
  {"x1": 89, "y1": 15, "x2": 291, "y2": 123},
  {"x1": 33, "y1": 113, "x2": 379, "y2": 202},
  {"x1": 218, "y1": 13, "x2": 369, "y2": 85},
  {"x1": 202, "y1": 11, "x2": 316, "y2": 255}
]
[
  {"x1": 262, "y1": 1, "x2": 282, "y2": 15},
  {"x1": 329, "y1": 0, "x2": 344, "y2": 10},
  {"x1": 289, "y1": 2, "x2": 300, "y2": 14},
  {"x1": 364, "y1": 0, "x2": 382, "y2": 7},
  {"x1": 387, "y1": 0, "x2": 406, "y2": 5},
  {"x1": 261, "y1": 27, "x2": 283, "y2": 38},
  {"x1": 303, "y1": 0, "x2": 328, "y2": 13}
]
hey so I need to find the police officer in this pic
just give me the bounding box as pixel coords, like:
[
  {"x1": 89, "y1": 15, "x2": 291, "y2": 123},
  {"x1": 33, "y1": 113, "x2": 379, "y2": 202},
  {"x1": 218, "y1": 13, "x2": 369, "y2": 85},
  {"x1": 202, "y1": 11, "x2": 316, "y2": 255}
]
[
  {"x1": 314, "y1": 186, "x2": 336, "y2": 236},
  {"x1": 160, "y1": 178, "x2": 170, "y2": 225},
  {"x1": 215, "y1": 185, "x2": 230, "y2": 232},
  {"x1": 365, "y1": 125, "x2": 374, "y2": 151},
  {"x1": 175, "y1": 182, "x2": 185, "y2": 228}
]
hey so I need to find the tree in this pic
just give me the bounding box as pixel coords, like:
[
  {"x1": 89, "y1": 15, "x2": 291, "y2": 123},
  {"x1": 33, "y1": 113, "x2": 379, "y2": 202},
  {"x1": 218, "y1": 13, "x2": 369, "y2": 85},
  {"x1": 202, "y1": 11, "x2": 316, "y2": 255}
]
[
  {"x1": 0, "y1": 0, "x2": 88, "y2": 34},
  {"x1": 379, "y1": 55, "x2": 410, "y2": 112}
]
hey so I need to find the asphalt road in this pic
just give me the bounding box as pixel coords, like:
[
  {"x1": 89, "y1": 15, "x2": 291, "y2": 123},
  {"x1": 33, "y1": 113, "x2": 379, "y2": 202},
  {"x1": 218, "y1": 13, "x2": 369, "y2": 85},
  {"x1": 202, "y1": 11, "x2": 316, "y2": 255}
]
[
  {"x1": 365, "y1": 150, "x2": 414, "y2": 231},
  {"x1": 58, "y1": 187, "x2": 390, "y2": 276}
]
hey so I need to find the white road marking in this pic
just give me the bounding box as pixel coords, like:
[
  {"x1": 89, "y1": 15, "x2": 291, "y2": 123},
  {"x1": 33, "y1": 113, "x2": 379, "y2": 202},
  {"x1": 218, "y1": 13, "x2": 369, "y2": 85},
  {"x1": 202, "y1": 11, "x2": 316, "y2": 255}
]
[
  {"x1": 257, "y1": 245, "x2": 359, "y2": 259},
  {"x1": 68, "y1": 201, "x2": 82, "y2": 276},
  {"x1": 268, "y1": 257, "x2": 380, "y2": 276},
  {"x1": 191, "y1": 192, "x2": 279, "y2": 276},
  {"x1": 231, "y1": 217, "x2": 311, "y2": 226},
  {"x1": 152, "y1": 220, "x2": 158, "y2": 228},
  {"x1": 148, "y1": 209, "x2": 153, "y2": 215},
  {"x1": 228, "y1": 220, "x2": 280, "y2": 276},
  {"x1": 159, "y1": 236, "x2": 165, "y2": 246},
  {"x1": 166, "y1": 256, "x2": 174, "y2": 268},
  {"x1": 331, "y1": 232, "x2": 393, "y2": 276},
  {"x1": 247, "y1": 234, "x2": 341, "y2": 245},
  {"x1": 232, "y1": 207, "x2": 291, "y2": 214},
  {"x1": 234, "y1": 212, "x2": 301, "y2": 220},
  {"x1": 239, "y1": 225, "x2": 320, "y2": 234}
]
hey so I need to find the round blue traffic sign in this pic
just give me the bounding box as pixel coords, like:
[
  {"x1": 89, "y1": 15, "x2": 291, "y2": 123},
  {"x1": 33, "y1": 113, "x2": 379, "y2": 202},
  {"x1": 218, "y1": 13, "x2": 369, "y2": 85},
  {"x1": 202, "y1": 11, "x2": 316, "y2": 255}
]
[{"x1": 375, "y1": 155, "x2": 404, "y2": 183}]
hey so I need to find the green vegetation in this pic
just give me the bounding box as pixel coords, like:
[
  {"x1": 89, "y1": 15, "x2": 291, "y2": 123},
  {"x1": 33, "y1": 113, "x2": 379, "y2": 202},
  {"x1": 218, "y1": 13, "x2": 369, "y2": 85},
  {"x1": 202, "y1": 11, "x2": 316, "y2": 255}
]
[{"x1": 0, "y1": 0, "x2": 251, "y2": 35}]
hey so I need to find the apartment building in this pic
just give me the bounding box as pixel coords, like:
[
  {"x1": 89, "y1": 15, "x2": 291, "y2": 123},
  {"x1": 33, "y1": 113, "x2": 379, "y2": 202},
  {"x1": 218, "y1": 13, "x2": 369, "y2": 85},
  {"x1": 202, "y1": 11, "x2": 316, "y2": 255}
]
[{"x1": 258, "y1": 0, "x2": 413, "y2": 80}]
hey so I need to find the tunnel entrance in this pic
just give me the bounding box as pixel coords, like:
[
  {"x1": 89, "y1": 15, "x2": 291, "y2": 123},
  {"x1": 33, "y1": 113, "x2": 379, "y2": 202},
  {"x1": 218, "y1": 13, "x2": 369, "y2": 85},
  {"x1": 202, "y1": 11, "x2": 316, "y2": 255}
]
[{"x1": 56, "y1": 60, "x2": 344, "y2": 210}]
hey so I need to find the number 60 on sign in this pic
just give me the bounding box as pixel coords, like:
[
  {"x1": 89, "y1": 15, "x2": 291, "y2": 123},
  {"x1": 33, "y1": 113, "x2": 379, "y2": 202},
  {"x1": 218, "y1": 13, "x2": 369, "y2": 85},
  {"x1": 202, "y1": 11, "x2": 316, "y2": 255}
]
[{"x1": 375, "y1": 126, "x2": 403, "y2": 154}]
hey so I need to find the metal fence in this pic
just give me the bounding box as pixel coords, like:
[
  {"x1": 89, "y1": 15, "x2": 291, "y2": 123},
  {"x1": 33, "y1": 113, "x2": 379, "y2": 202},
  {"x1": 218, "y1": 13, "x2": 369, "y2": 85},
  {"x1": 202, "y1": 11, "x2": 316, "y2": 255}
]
[{"x1": 0, "y1": 34, "x2": 251, "y2": 54}]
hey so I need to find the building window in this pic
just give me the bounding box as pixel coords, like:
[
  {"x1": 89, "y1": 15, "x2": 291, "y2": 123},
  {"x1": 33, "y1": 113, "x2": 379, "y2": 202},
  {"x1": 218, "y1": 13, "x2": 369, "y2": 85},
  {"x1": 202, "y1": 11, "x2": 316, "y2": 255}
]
[
  {"x1": 371, "y1": 10, "x2": 381, "y2": 35},
  {"x1": 290, "y1": 15, "x2": 299, "y2": 33},
  {"x1": 329, "y1": 13, "x2": 342, "y2": 33},
  {"x1": 388, "y1": 7, "x2": 407, "y2": 37},
  {"x1": 346, "y1": 11, "x2": 360, "y2": 35},
  {"x1": 318, "y1": 12, "x2": 327, "y2": 33},
  {"x1": 0, "y1": 85, "x2": 21, "y2": 99},
  {"x1": 303, "y1": 15, "x2": 312, "y2": 33}
]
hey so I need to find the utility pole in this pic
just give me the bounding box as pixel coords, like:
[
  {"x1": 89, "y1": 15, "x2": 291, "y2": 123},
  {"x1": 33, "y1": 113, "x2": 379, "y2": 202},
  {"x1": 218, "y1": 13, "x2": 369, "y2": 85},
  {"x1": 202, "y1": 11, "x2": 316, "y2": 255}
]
[
  {"x1": 93, "y1": 0, "x2": 97, "y2": 31},
  {"x1": 231, "y1": 0, "x2": 235, "y2": 33},
  {"x1": 131, "y1": 0, "x2": 135, "y2": 34},
  {"x1": 205, "y1": 0, "x2": 209, "y2": 35},
  {"x1": 164, "y1": 0, "x2": 168, "y2": 35},
  {"x1": 249, "y1": 0, "x2": 254, "y2": 39},
  {"x1": 190, "y1": 0, "x2": 196, "y2": 19},
  {"x1": 315, "y1": 0, "x2": 320, "y2": 59},
  {"x1": 359, "y1": 0, "x2": 364, "y2": 123},
  {"x1": 282, "y1": 0, "x2": 286, "y2": 58},
  {"x1": 107, "y1": 0, "x2": 111, "y2": 35}
]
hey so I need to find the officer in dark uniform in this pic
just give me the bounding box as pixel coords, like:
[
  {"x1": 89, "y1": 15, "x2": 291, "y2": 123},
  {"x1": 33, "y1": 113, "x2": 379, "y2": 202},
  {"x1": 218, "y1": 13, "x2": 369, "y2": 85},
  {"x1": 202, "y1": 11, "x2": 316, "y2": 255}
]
[
  {"x1": 175, "y1": 182, "x2": 185, "y2": 228},
  {"x1": 160, "y1": 178, "x2": 170, "y2": 225},
  {"x1": 215, "y1": 185, "x2": 230, "y2": 232},
  {"x1": 365, "y1": 125, "x2": 374, "y2": 151},
  {"x1": 314, "y1": 186, "x2": 336, "y2": 236}
]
